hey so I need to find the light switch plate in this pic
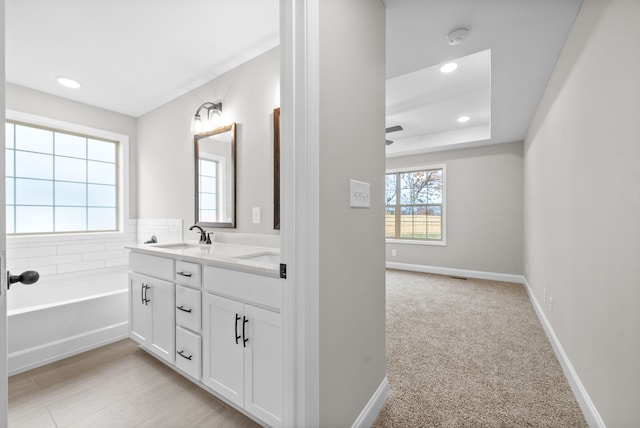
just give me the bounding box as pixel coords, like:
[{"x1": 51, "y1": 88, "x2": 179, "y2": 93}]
[{"x1": 350, "y1": 179, "x2": 371, "y2": 208}]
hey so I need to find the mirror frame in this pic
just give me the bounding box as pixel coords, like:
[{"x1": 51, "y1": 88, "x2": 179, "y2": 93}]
[
  {"x1": 194, "y1": 123, "x2": 237, "y2": 228},
  {"x1": 273, "y1": 108, "x2": 280, "y2": 230}
]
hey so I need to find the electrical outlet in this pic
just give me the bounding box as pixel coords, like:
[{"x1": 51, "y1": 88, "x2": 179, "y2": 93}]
[
  {"x1": 391, "y1": 249, "x2": 397, "y2": 257},
  {"x1": 252, "y1": 207, "x2": 261, "y2": 224}
]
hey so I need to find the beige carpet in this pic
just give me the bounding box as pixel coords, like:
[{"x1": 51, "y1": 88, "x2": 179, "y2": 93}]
[{"x1": 373, "y1": 270, "x2": 588, "y2": 428}]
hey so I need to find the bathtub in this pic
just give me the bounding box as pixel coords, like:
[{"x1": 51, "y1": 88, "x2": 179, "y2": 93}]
[{"x1": 7, "y1": 267, "x2": 129, "y2": 375}]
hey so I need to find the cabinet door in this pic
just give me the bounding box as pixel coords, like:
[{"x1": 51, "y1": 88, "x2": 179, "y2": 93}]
[
  {"x1": 202, "y1": 293, "x2": 245, "y2": 407},
  {"x1": 244, "y1": 305, "x2": 282, "y2": 427},
  {"x1": 129, "y1": 274, "x2": 149, "y2": 345},
  {"x1": 147, "y1": 277, "x2": 175, "y2": 363}
]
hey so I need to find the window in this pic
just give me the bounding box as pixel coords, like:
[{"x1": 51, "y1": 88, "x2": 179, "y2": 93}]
[
  {"x1": 385, "y1": 166, "x2": 445, "y2": 243},
  {"x1": 6, "y1": 120, "x2": 120, "y2": 235},
  {"x1": 198, "y1": 158, "x2": 219, "y2": 222}
]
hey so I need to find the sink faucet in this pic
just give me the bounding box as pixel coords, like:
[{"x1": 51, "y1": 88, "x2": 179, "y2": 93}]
[{"x1": 189, "y1": 225, "x2": 212, "y2": 244}]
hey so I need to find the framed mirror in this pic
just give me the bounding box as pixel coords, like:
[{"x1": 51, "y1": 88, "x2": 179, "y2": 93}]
[
  {"x1": 194, "y1": 123, "x2": 236, "y2": 228},
  {"x1": 273, "y1": 108, "x2": 280, "y2": 230}
]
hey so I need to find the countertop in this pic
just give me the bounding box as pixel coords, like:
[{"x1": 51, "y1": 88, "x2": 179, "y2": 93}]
[{"x1": 126, "y1": 241, "x2": 281, "y2": 277}]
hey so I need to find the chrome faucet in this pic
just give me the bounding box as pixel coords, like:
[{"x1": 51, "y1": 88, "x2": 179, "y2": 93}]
[{"x1": 189, "y1": 225, "x2": 212, "y2": 244}]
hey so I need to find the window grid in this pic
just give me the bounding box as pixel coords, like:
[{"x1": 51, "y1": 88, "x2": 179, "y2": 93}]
[
  {"x1": 6, "y1": 121, "x2": 119, "y2": 235},
  {"x1": 385, "y1": 167, "x2": 444, "y2": 242}
]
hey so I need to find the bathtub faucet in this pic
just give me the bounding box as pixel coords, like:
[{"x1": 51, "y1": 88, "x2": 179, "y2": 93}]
[{"x1": 189, "y1": 225, "x2": 212, "y2": 244}]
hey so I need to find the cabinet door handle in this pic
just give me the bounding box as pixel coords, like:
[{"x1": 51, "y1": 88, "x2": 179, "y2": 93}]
[
  {"x1": 177, "y1": 271, "x2": 192, "y2": 277},
  {"x1": 143, "y1": 284, "x2": 151, "y2": 305},
  {"x1": 177, "y1": 350, "x2": 193, "y2": 360},
  {"x1": 235, "y1": 313, "x2": 242, "y2": 344},
  {"x1": 177, "y1": 305, "x2": 192, "y2": 313},
  {"x1": 242, "y1": 316, "x2": 249, "y2": 348},
  {"x1": 140, "y1": 283, "x2": 145, "y2": 304}
]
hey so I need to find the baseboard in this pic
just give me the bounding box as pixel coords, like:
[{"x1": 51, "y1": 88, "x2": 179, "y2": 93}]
[
  {"x1": 351, "y1": 377, "x2": 389, "y2": 428},
  {"x1": 522, "y1": 278, "x2": 605, "y2": 428},
  {"x1": 386, "y1": 262, "x2": 524, "y2": 284},
  {"x1": 8, "y1": 322, "x2": 129, "y2": 375}
]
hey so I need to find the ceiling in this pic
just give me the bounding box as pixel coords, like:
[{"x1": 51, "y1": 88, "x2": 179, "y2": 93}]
[{"x1": 6, "y1": 0, "x2": 583, "y2": 155}]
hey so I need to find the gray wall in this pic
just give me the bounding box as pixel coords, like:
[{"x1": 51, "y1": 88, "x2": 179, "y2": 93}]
[
  {"x1": 386, "y1": 142, "x2": 524, "y2": 275},
  {"x1": 5, "y1": 83, "x2": 139, "y2": 218},
  {"x1": 136, "y1": 47, "x2": 280, "y2": 238},
  {"x1": 318, "y1": 0, "x2": 387, "y2": 426},
  {"x1": 523, "y1": 0, "x2": 640, "y2": 425}
]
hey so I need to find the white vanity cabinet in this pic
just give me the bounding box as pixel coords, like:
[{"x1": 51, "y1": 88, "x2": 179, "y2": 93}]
[
  {"x1": 129, "y1": 272, "x2": 175, "y2": 363},
  {"x1": 202, "y1": 266, "x2": 282, "y2": 428}
]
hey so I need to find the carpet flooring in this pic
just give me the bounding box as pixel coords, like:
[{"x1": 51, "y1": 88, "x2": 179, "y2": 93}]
[{"x1": 373, "y1": 270, "x2": 588, "y2": 427}]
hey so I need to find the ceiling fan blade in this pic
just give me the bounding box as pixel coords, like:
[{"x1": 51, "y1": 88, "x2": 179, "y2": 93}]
[
  {"x1": 385, "y1": 139, "x2": 394, "y2": 146},
  {"x1": 385, "y1": 125, "x2": 403, "y2": 133}
]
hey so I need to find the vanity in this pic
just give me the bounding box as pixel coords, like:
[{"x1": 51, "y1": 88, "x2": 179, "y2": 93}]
[{"x1": 126, "y1": 241, "x2": 282, "y2": 427}]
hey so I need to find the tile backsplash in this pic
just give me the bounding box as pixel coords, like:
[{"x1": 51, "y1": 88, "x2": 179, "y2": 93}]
[{"x1": 6, "y1": 219, "x2": 183, "y2": 277}]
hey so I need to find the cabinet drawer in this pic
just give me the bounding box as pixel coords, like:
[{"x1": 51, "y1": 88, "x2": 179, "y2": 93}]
[
  {"x1": 203, "y1": 266, "x2": 280, "y2": 310},
  {"x1": 176, "y1": 285, "x2": 201, "y2": 332},
  {"x1": 130, "y1": 253, "x2": 174, "y2": 282},
  {"x1": 175, "y1": 260, "x2": 201, "y2": 288},
  {"x1": 176, "y1": 327, "x2": 201, "y2": 381}
]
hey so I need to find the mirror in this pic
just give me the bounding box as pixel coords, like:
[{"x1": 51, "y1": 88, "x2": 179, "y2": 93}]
[
  {"x1": 195, "y1": 123, "x2": 236, "y2": 228},
  {"x1": 273, "y1": 108, "x2": 280, "y2": 230}
]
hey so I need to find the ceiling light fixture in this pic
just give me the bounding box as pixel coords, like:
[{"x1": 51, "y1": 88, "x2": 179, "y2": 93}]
[
  {"x1": 440, "y1": 62, "x2": 458, "y2": 73},
  {"x1": 56, "y1": 76, "x2": 81, "y2": 89},
  {"x1": 457, "y1": 116, "x2": 470, "y2": 123},
  {"x1": 447, "y1": 27, "x2": 469, "y2": 46},
  {"x1": 191, "y1": 102, "x2": 223, "y2": 134}
]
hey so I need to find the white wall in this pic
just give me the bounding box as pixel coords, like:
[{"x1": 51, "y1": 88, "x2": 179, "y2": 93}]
[
  {"x1": 136, "y1": 47, "x2": 280, "y2": 239},
  {"x1": 386, "y1": 142, "x2": 524, "y2": 276},
  {"x1": 317, "y1": 0, "x2": 387, "y2": 426},
  {"x1": 524, "y1": 0, "x2": 640, "y2": 425}
]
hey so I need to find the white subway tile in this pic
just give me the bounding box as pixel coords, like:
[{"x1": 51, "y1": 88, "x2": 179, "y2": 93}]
[
  {"x1": 104, "y1": 241, "x2": 128, "y2": 251},
  {"x1": 105, "y1": 257, "x2": 129, "y2": 267},
  {"x1": 83, "y1": 250, "x2": 126, "y2": 261},
  {"x1": 57, "y1": 260, "x2": 104, "y2": 274},
  {"x1": 8, "y1": 246, "x2": 57, "y2": 259},
  {"x1": 23, "y1": 264, "x2": 58, "y2": 277},
  {"x1": 30, "y1": 253, "x2": 81, "y2": 267},
  {"x1": 7, "y1": 258, "x2": 29, "y2": 271}
]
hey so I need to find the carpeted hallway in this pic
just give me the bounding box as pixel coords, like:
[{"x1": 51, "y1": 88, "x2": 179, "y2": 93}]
[{"x1": 373, "y1": 269, "x2": 588, "y2": 427}]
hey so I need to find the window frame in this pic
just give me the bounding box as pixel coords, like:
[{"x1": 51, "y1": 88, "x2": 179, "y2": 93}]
[
  {"x1": 6, "y1": 110, "x2": 130, "y2": 243},
  {"x1": 385, "y1": 164, "x2": 447, "y2": 247}
]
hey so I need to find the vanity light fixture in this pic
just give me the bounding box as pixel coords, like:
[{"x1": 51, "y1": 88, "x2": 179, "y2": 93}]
[
  {"x1": 56, "y1": 76, "x2": 81, "y2": 89},
  {"x1": 191, "y1": 102, "x2": 223, "y2": 134}
]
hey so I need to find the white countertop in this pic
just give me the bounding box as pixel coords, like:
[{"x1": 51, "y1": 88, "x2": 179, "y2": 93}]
[{"x1": 126, "y1": 241, "x2": 281, "y2": 277}]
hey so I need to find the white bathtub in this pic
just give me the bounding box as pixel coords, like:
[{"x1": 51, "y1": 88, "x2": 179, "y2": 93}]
[{"x1": 7, "y1": 267, "x2": 129, "y2": 375}]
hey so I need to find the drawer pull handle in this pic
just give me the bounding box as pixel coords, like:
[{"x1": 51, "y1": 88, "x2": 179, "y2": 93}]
[
  {"x1": 177, "y1": 271, "x2": 192, "y2": 277},
  {"x1": 177, "y1": 305, "x2": 192, "y2": 313},
  {"x1": 177, "y1": 350, "x2": 193, "y2": 360}
]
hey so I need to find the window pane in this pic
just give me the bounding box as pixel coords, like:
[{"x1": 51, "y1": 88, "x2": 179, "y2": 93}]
[
  {"x1": 88, "y1": 161, "x2": 116, "y2": 185},
  {"x1": 88, "y1": 207, "x2": 116, "y2": 230},
  {"x1": 200, "y1": 209, "x2": 217, "y2": 222},
  {"x1": 15, "y1": 151, "x2": 53, "y2": 179},
  {"x1": 200, "y1": 193, "x2": 217, "y2": 210},
  {"x1": 55, "y1": 156, "x2": 87, "y2": 182},
  {"x1": 55, "y1": 207, "x2": 87, "y2": 232},
  {"x1": 6, "y1": 178, "x2": 14, "y2": 205},
  {"x1": 55, "y1": 133, "x2": 86, "y2": 158},
  {"x1": 88, "y1": 184, "x2": 116, "y2": 207},
  {"x1": 16, "y1": 179, "x2": 53, "y2": 205},
  {"x1": 6, "y1": 206, "x2": 15, "y2": 234},
  {"x1": 6, "y1": 149, "x2": 14, "y2": 177},
  {"x1": 385, "y1": 206, "x2": 396, "y2": 238},
  {"x1": 427, "y1": 206, "x2": 442, "y2": 240},
  {"x1": 55, "y1": 182, "x2": 87, "y2": 206},
  {"x1": 6, "y1": 123, "x2": 14, "y2": 149},
  {"x1": 427, "y1": 169, "x2": 443, "y2": 204},
  {"x1": 400, "y1": 206, "x2": 428, "y2": 239},
  {"x1": 88, "y1": 139, "x2": 116, "y2": 162},
  {"x1": 385, "y1": 173, "x2": 397, "y2": 205},
  {"x1": 16, "y1": 206, "x2": 53, "y2": 233},
  {"x1": 200, "y1": 159, "x2": 217, "y2": 177},
  {"x1": 200, "y1": 176, "x2": 217, "y2": 193},
  {"x1": 15, "y1": 125, "x2": 53, "y2": 153}
]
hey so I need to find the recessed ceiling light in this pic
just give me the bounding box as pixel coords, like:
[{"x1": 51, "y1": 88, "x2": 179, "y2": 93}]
[
  {"x1": 447, "y1": 27, "x2": 469, "y2": 45},
  {"x1": 457, "y1": 116, "x2": 470, "y2": 123},
  {"x1": 440, "y1": 63, "x2": 458, "y2": 73},
  {"x1": 56, "y1": 76, "x2": 81, "y2": 89}
]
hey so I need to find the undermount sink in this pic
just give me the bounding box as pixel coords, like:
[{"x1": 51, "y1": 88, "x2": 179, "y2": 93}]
[
  {"x1": 234, "y1": 252, "x2": 281, "y2": 264},
  {"x1": 152, "y1": 243, "x2": 201, "y2": 250}
]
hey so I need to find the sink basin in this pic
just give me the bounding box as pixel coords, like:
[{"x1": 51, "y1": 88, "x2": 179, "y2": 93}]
[
  {"x1": 152, "y1": 243, "x2": 201, "y2": 250},
  {"x1": 235, "y1": 252, "x2": 281, "y2": 264}
]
